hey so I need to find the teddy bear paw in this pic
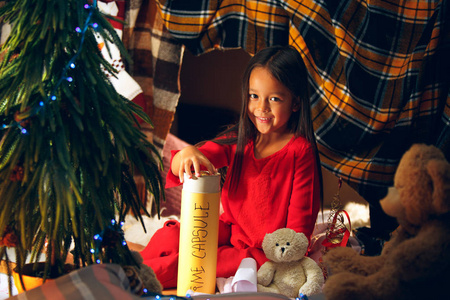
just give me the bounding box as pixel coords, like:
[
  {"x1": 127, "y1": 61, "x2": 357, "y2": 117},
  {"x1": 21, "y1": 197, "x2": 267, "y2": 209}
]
[{"x1": 299, "y1": 282, "x2": 322, "y2": 296}]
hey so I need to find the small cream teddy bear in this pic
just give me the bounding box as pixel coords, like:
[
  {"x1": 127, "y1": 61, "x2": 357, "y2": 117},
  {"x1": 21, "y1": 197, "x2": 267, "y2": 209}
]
[{"x1": 257, "y1": 228, "x2": 324, "y2": 298}]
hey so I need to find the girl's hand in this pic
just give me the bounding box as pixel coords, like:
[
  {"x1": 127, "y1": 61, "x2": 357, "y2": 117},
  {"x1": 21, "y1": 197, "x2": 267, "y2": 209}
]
[{"x1": 171, "y1": 146, "x2": 217, "y2": 182}]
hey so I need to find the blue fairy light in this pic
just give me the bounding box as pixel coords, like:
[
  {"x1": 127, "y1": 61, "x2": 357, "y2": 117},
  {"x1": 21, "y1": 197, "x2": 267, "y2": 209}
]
[
  {"x1": 91, "y1": 217, "x2": 131, "y2": 266},
  {"x1": 0, "y1": 0, "x2": 102, "y2": 133}
]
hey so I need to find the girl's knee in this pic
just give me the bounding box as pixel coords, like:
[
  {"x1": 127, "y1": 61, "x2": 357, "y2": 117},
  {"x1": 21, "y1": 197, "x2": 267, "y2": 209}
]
[{"x1": 140, "y1": 220, "x2": 180, "y2": 258}]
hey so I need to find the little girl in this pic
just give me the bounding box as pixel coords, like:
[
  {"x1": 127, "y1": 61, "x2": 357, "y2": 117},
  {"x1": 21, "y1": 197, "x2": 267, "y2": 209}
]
[{"x1": 140, "y1": 45, "x2": 322, "y2": 288}]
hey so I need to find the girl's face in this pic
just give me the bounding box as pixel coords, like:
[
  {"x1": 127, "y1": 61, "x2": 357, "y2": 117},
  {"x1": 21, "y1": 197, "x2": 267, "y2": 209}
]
[{"x1": 247, "y1": 67, "x2": 298, "y2": 136}]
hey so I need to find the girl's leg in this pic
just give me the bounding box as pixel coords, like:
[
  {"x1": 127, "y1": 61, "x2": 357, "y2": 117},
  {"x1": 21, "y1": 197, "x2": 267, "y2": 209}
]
[
  {"x1": 140, "y1": 219, "x2": 248, "y2": 287},
  {"x1": 140, "y1": 220, "x2": 180, "y2": 288},
  {"x1": 217, "y1": 246, "x2": 268, "y2": 278},
  {"x1": 218, "y1": 219, "x2": 231, "y2": 246}
]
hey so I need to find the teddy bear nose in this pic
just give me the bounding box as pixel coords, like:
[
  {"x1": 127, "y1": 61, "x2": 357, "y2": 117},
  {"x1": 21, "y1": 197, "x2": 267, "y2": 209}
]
[{"x1": 281, "y1": 247, "x2": 285, "y2": 253}]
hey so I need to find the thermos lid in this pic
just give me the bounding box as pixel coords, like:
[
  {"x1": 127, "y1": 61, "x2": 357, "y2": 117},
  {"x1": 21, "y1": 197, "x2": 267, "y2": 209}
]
[{"x1": 183, "y1": 171, "x2": 221, "y2": 194}]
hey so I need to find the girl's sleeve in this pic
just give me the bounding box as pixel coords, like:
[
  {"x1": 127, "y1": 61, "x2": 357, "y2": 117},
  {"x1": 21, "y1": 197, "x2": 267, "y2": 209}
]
[
  {"x1": 286, "y1": 143, "x2": 321, "y2": 240},
  {"x1": 165, "y1": 141, "x2": 233, "y2": 188},
  {"x1": 165, "y1": 149, "x2": 183, "y2": 188}
]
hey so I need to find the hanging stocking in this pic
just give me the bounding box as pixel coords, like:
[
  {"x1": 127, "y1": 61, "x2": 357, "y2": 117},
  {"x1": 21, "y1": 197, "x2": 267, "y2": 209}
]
[
  {"x1": 97, "y1": 0, "x2": 146, "y2": 124},
  {"x1": 96, "y1": 1, "x2": 153, "y2": 211}
]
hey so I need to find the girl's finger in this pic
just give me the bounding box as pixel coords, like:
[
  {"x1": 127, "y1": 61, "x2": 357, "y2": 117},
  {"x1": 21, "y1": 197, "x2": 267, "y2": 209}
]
[
  {"x1": 192, "y1": 160, "x2": 201, "y2": 178},
  {"x1": 179, "y1": 166, "x2": 185, "y2": 183},
  {"x1": 203, "y1": 161, "x2": 216, "y2": 175},
  {"x1": 181, "y1": 161, "x2": 192, "y2": 182}
]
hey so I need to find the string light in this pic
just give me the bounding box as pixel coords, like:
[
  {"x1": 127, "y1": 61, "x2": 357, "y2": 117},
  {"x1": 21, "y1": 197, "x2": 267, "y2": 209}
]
[
  {"x1": 92, "y1": 218, "x2": 125, "y2": 263},
  {"x1": 1, "y1": 3, "x2": 190, "y2": 299},
  {"x1": 87, "y1": 217, "x2": 187, "y2": 299},
  {"x1": 0, "y1": 0, "x2": 100, "y2": 134},
  {"x1": 140, "y1": 291, "x2": 189, "y2": 299}
]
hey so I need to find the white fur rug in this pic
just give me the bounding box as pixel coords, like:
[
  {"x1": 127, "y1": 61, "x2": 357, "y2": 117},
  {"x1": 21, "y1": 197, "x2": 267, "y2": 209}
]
[
  {"x1": 0, "y1": 273, "x2": 17, "y2": 299},
  {"x1": 343, "y1": 202, "x2": 370, "y2": 229},
  {"x1": 122, "y1": 202, "x2": 370, "y2": 247},
  {"x1": 122, "y1": 214, "x2": 179, "y2": 246}
]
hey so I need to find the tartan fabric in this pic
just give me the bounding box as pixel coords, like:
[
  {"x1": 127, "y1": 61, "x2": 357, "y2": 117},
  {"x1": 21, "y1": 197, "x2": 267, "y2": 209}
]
[
  {"x1": 123, "y1": 0, "x2": 184, "y2": 151},
  {"x1": 9, "y1": 264, "x2": 140, "y2": 300},
  {"x1": 155, "y1": 0, "x2": 450, "y2": 201}
]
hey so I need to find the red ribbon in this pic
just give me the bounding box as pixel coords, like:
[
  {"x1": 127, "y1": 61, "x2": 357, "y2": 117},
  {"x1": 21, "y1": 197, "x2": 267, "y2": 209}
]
[{"x1": 322, "y1": 209, "x2": 351, "y2": 248}]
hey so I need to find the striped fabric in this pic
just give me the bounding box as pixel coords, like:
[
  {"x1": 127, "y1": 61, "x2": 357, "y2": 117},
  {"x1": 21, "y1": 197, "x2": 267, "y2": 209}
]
[
  {"x1": 9, "y1": 264, "x2": 139, "y2": 300},
  {"x1": 122, "y1": 0, "x2": 184, "y2": 151},
  {"x1": 7, "y1": 263, "x2": 293, "y2": 299},
  {"x1": 154, "y1": 0, "x2": 450, "y2": 201}
]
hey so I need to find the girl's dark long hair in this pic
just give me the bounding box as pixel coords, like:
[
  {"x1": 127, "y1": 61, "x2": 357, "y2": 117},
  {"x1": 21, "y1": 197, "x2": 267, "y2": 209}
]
[{"x1": 205, "y1": 45, "x2": 323, "y2": 204}]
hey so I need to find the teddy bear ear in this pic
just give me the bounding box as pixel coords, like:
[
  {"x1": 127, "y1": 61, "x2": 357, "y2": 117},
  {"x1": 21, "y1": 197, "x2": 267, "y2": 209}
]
[
  {"x1": 426, "y1": 159, "x2": 450, "y2": 215},
  {"x1": 262, "y1": 232, "x2": 272, "y2": 249}
]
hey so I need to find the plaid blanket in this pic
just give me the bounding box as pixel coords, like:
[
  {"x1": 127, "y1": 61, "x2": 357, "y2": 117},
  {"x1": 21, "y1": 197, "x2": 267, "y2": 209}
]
[
  {"x1": 9, "y1": 264, "x2": 140, "y2": 300},
  {"x1": 123, "y1": 0, "x2": 184, "y2": 151},
  {"x1": 154, "y1": 0, "x2": 450, "y2": 201},
  {"x1": 7, "y1": 263, "x2": 296, "y2": 299}
]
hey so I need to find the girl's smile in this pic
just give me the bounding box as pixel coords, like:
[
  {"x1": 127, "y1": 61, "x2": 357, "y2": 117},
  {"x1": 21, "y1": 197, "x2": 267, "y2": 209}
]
[
  {"x1": 256, "y1": 116, "x2": 272, "y2": 123},
  {"x1": 247, "y1": 67, "x2": 298, "y2": 137}
]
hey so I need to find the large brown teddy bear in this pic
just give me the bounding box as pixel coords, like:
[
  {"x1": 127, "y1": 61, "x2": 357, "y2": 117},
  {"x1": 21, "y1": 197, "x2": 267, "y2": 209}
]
[{"x1": 322, "y1": 144, "x2": 450, "y2": 300}]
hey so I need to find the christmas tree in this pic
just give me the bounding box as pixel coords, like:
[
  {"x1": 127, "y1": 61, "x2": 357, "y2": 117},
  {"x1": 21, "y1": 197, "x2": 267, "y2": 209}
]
[{"x1": 0, "y1": 0, "x2": 163, "y2": 289}]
